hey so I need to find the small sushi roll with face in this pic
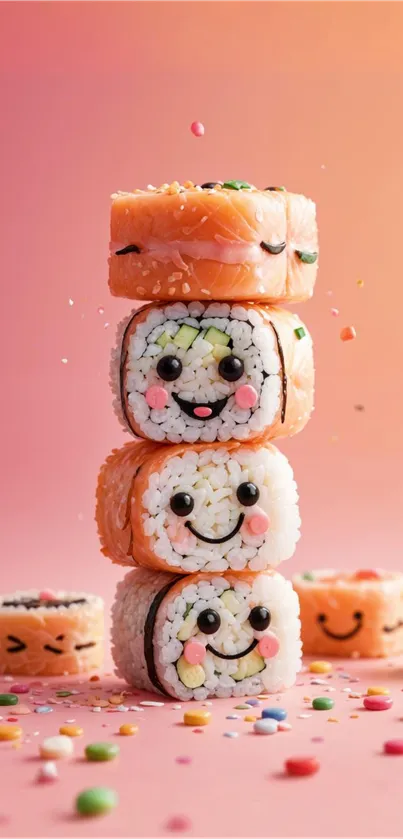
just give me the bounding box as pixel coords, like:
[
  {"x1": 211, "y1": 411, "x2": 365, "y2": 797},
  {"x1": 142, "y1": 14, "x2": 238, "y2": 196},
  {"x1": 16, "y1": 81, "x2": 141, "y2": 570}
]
[
  {"x1": 96, "y1": 440, "x2": 300, "y2": 574},
  {"x1": 293, "y1": 569, "x2": 403, "y2": 658},
  {"x1": 108, "y1": 182, "x2": 318, "y2": 303},
  {"x1": 0, "y1": 591, "x2": 104, "y2": 676},
  {"x1": 112, "y1": 568, "x2": 301, "y2": 700},
  {"x1": 113, "y1": 301, "x2": 314, "y2": 445}
]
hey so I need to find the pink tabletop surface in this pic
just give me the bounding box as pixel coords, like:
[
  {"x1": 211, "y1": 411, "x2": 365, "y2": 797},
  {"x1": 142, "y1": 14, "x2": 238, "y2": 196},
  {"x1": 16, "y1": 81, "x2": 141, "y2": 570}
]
[{"x1": 1, "y1": 657, "x2": 403, "y2": 838}]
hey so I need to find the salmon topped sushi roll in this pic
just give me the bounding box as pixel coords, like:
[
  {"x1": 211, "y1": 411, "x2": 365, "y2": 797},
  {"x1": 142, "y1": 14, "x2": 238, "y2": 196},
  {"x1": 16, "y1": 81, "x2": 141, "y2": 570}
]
[
  {"x1": 114, "y1": 301, "x2": 314, "y2": 444},
  {"x1": 112, "y1": 568, "x2": 301, "y2": 700},
  {"x1": 0, "y1": 590, "x2": 104, "y2": 676},
  {"x1": 108, "y1": 181, "x2": 318, "y2": 303},
  {"x1": 96, "y1": 440, "x2": 300, "y2": 574},
  {"x1": 293, "y1": 569, "x2": 403, "y2": 658}
]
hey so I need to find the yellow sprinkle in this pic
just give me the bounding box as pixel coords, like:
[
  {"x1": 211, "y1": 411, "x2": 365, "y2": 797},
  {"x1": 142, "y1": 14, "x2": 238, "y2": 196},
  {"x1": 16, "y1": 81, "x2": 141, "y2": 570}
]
[
  {"x1": 59, "y1": 725, "x2": 83, "y2": 737},
  {"x1": 0, "y1": 724, "x2": 22, "y2": 741},
  {"x1": 309, "y1": 660, "x2": 332, "y2": 674},
  {"x1": 119, "y1": 723, "x2": 138, "y2": 736},
  {"x1": 350, "y1": 714, "x2": 359, "y2": 719},
  {"x1": 367, "y1": 686, "x2": 390, "y2": 696},
  {"x1": 357, "y1": 279, "x2": 364, "y2": 287},
  {"x1": 183, "y1": 180, "x2": 194, "y2": 189},
  {"x1": 303, "y1": 696, "x2": 311, "y2": 702},
  {"x1": 257, "y1": 695, "x2": 270, "y2": 700},
  {"x1": 183, "y1": 710, "x2": 211, "y2": 726},
  {"x1": 244, "y1": 715, "x2": 257, "y2": 722},
  {"x1": 327, "y1": 717, "x2": 339, "y2": 723}
]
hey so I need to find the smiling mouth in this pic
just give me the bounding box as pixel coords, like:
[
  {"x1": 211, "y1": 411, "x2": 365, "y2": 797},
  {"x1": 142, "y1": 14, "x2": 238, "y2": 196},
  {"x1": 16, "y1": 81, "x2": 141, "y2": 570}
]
[
  {"x1": 185, "y1": 513, "x2": 245, "y2": 544},
  {"x1": 172, "y1": 393, "x2": 228, "y2": 420},
  {"x1": 7, "y1": 635, "x2": 27, "y2": 653},
  {"x1": 317, "y1": 615, "x2": 363, "y2": 641},
  {"x1": 383, "y1": 621, "x2": 403, "y2": 633},
  {"x1": 43, "y1": 641, "x2": 97, "y2": 655},
  {"x1": 206, "y1": 638, "x2": 258, "y2": 660}
]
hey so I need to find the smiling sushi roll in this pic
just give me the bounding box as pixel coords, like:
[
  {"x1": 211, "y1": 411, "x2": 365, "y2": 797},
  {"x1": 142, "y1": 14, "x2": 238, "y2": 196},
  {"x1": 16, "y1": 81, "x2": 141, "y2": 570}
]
[
  {"x1": 112, "y1": 568, "x2": 301, "y2": 700},
  {"x1": 113, "y1": 301, "x2": 314, "y2": 445},
  {"x1": 96, "y1": 440, "x2": 300, "y2": 574},
  {"x1": 0, "y1": 590, "x2": 104, "y2": 676},
  {"x1": 293, "y1": 569, "x2": 403, "y2": 658},
  {"x1": 108, "y1": 181, "x2": 318, "y2": 303}
]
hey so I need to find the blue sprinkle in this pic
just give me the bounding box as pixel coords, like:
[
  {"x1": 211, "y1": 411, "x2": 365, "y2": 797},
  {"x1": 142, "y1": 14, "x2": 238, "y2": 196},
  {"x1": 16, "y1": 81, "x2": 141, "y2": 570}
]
[
  {"x1": 253, "y1": 718, "x2": 278, "y2": 735},
  {"x1": 226, "y1": 714, "x2": 239, "y2": 720},
  {"x1": 223, "y1": 731, "x2": 239, "y2": 738},
  {"x1": 245, "y1": 699, "x2": 260, "y2": 707},
  {"x1": 34, "y1": 706, "x2": 53, "y2": 714},
  {"x1": 262, "y1": 707, "x2": 287, "y2": 722}
]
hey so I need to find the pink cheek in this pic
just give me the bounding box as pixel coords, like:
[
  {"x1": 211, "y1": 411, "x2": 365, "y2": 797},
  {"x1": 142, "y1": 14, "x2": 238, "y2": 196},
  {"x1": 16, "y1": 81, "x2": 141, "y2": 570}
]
[
  {"x1": 183, "y1": 640, "x2": 206, "y2": 665},
  {"x1": 258, "y1": 632, "x2": 280, "y2": 659},
  {"x1": 145, "y1": 386, "x2": 169, "y2": 410},
  {"x1": 235, "y1": 385, "x2": 258, "y2": 410},
  {"x1": 167, "y1": 523, "x2": 197, "y2": 551},
  {"x1": 39, "y1": 590, "x2": 57, "y2": 601},
  {"x1": 242, "y1": 507, "x2": 270, "y2": 536}
]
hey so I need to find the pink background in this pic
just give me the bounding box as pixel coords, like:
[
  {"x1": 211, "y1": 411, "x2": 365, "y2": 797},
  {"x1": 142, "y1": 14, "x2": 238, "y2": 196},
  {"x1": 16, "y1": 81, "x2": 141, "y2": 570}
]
[{"x1": 1, "y1": 1, "x2": 403, "y2": 628}]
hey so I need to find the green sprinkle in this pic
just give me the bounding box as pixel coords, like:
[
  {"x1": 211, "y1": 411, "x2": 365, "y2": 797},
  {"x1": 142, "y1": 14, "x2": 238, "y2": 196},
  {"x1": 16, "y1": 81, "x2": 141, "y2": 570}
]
[
  {"x1": 234, "y1": 704, "x2": 251, "y2": 710},
  {"x1": 76, "y1": 787, "x2": 118, "y2": 817},
  {"x1": 302, "y1": 572, "x2": 315, "y2": 581},
  {"x1": 294, "y1": 327, "x2": 306, "y2": 340},
  {"x1": 56, "y1": 690, "x2": 73, "y2": 697},
  {"x1": 0, "y1": 694, "x2": 18, "y2": 706},
  {"x1": 85, "y1": 742, "x2": 120, "y2": 762},
  {"x1": 312, "y1": 697, "x2": 334, "y2": 711},
  {"x1": 222, "y1": 180, "x2": 252, "y2": 191},
  {"x1": 295, "y1": 250, "x2": 318, "y2": 264},
  {"x1": 183, "y1": 603, "x2": 193, "y2": 619}
]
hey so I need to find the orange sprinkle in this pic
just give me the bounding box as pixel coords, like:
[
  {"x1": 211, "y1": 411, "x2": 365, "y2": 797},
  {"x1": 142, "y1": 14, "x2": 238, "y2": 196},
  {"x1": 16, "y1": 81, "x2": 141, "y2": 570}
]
[
  {"x1": 89, "y1": 675, "x2": 100, "y2": 682},
  {"x1": 350, "y1": 714, "x2": 359, "y2": 719},
  {"x1": 328, "y1": 717, "x2": 339, "y2": 723},
  {"x1": 59, "y1": 725, "x2": 83, "y2": 737},
  {"x1": 340, "y1": 326, "x2": 356, "y2": 342},
  {"x1": 119, "y1": 724, "x2": 138, "y2": 736},
  {"x1": 109, "y1": 695, "x2": 125, "y2": 706}
]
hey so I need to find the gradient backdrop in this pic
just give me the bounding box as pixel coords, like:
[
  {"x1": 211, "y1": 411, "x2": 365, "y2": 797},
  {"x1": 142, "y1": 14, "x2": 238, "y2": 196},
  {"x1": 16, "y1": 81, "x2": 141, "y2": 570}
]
[{"x1": 1, "y1": 1, "x2": 403, "y2": 647}]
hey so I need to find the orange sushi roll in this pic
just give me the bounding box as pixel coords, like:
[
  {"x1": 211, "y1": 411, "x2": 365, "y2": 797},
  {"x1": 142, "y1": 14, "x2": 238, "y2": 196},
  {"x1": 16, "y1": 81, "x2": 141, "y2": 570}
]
[
  {"x1": 108, "y1": 181, "x2": 318, "y2": 303},
  {"x1": 113, "y1": 301, "x2": 314, "y2": 444},
  {"x1": 96, "y1": 439, "x2": 300, "y2": 575},
  {"x1": 0, "y1": 590, "x2": 104, "y2": 676},
  {"x1": 293, "y1": 569, "x2": 403, "y2": 658}
]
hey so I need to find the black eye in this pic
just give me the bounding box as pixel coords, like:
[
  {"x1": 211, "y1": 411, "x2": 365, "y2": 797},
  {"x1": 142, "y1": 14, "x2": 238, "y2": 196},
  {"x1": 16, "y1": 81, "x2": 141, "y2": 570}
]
[
  {"x1": 156, "y1": 355, "x2": 183, "y2": 382},
  {"x1": 317, "y1": 613, "x2": 327, "y2": 624},
  {"x1": 218, "y1": 355, "x2": 244, "y2": 382},
  {"x1": 197, "y1": 609, "x2": 221, "y2": 634},
  {"x1": 236, "y1": 482, "x2": 260, "y2": 507},
  {"x1": 170, "y1": 492, "x2": 194, "y2": 517},
  {"x1": 249, "y1": 606, "x2": 271, "y2": 631},
  {"x1": 200, "y1": 182, "x2": 221, "y2": 189},
  {"x1": 260, "y1": 241, "x2": 286, "y2": 255},
  {"x1": 353, "y1": 611, "x2": 363, "y2": 621}
]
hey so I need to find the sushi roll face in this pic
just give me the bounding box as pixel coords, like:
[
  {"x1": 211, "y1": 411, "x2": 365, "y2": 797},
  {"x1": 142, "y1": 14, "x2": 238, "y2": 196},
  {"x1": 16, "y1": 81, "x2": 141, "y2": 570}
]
[
  {"x1": 112, "y1": 569, "x2": 302, "y2": 700},
  {"x1": 115, "y1": 302, "x2": 314, "y2": 445},
  {"x1": 108, "y1": 182, "x2": 318, "y2": 303},
  {"x1": 293, "y1": 570, "x2": 403, "y2": 658},
  {"x1": 0, "y1": 591, "x2": 104, "y2": 676},
  {"x1": 97, "y1": 440, "x2": 300, "y2": 573}
]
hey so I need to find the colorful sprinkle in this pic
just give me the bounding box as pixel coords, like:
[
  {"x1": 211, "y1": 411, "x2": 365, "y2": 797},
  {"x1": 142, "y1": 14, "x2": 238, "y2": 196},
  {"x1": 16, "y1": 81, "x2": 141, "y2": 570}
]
[
  {"x1": 222, "y1": 180, "x2": 252, "y2": 190},
  {"x1": 85, "y1": 742, "x2": 120, "y2": 762},
  {"x1": 234, "y1": 704, "x2": 250, "y2": 710},
  {"x1": 363, "y1": 696, "x2": 393, "y2": 711},
  {"x1": 294, "y1": 326, "x2": 306, "y2": 340},
  {"x1": 37, "y1": 762, "x2": 58, "y2": 782},
  {"x1": 76, "y1": 787, "x2": 118, "y2": 817},
  {"x1": 285, "y1": 756, "x2": 320, "y2": 777},
  {"x1": 309, "y1": 661, "x2": 332, "y2": 674},
  {"x1": 59, "y1": 725, "x2": 83, "y2": 737},
  {"x1": 183, "y1": 710, "x2": 211, "y2": 727},
  {"x1": 119, "y1": 724, "x2": 138, "y2": 736},
  {"x1": 331, "y1": 308, "x2": 339, "y2": 316},
  {"x1": 245, "y1": 698, "x2": 260, "y2": 707},
  {"x1": 244, "y1": 715, "x2": 257, "y2": 722},
  {"x1": 384, "y1": 739, "x2": 403, "y2": 755},
  {"x1": 367, "y1": 686, "x2": 390, "y2": 696},
  {"x1": 175, "y1": 756, "x2": 192, "y2": 765},
  {"x1": 10, "y1": 684, "x2": 29, "y2": 694},
  {"x1": 253, "y1": 719, "x2": 278, "y2": 735},
  {"x1": 278, "y1": 722, "x2": 292, "y2": 732},
  {"x1": 223, "y1": 731, "x2": 239, "y2": 738},
  {"x1": 262, "y1": 707, "x2": 287, "y2": 722},
  {"x1": 340, "y1": 326, "x2": 356, "y2": 342},
  {"x1": 190, "y1": 121, "x2": 204, "y2": 137},
  {"x1": 35, "y1": 706, "x2": 53, "y2": 714},
  {"x1": 357, "y1": 279, "x2": 364, "y2": 287},
  {"x1": 40, "y1": 735, "x2": 74, "y2": 759},
  {"x1": 0, "y1": 694, "x2": 18, "y2": 706},
  {"x1": 165, "y1": 814, "x2": 192, "y2": 832},
  {"x1": 0, "y1": 724, "x2": 22, "y2": 741},
  {"x1": 302, "y1": 572, "x2": 315, "y2": 581},
  {"x1": 9, "y1": 704, "x2": 30, "y2": 715},
  {"x1": 312, "y1": 697, "x2": 334, "y2": 711}
]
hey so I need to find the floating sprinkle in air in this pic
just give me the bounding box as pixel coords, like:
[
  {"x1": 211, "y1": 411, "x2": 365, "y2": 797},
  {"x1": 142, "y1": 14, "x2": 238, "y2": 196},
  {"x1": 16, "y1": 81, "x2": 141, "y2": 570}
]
[
  {"x1": 331, "y1": 308, "x2": 339, "y2": 317},
  {"x1": 340, "y1": 326, "x2": 356, "y2": 342},
  {"x1": 97, "y1": 307, "x2": 105, "y2": 315},
  {"x1": 61, "y1": 358, "x2": 68, "y2": 364},
  {"x1": 68, "y1": 298, "x2": 74, "y2": 307},
  {"x1": 190, "y1": 121, "x2": 204, "y2": 137}
]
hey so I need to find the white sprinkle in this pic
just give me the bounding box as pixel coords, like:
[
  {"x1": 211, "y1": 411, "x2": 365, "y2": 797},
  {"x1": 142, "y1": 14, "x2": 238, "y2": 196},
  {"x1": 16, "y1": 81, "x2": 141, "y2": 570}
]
[
  {"x1": 278, "y1": 722, "x2": 292, "y2": 731},
  {"x1": 61, "y1": 358, "x2": 68, "y2": 364},
  {"x1": 202, "y1": 701, "x2": 213, "y2": 707},
  {"x1": 128, "y1": 706, "x2": 144, "y2": 712},
  {"x1": 349, "y1": 691, "x2": 362, "y2": 699},
  {"x1": 104, "y1": 322, "x2": 110, "y2": 329},
  {"x1": 311, "y1": 678, "x2": 328, "y2": 685},
  {"x1": 297, "y1": 714, "x2": 312, "y2": 719},
  {"x1": 139, "y1": 700, "x2": 165, "y2": 707},
  {"x1": 3, "y1": 676, "x2": 13, "y2": 682},
  {"x1": 65, "y1": 719, "x2": 76, "y2": 723},
  {"x1": 92, "y1": 707, "x2": 101, "y2": 713},
  {"x1": 37, "y1": 762, "x2": 58, "y2": 782},
  {"x1": 97, "y1": 306, "x2": 104, "y2": 315},
  {"x1": 172, "y1": 705, "x2": 182, "y2": 710},
  {"x1": 147, "y1": 184, "x2": 156, "y2": 191},
  {"x1": 68, "y1": 298, "x2": 74, "y2": 306}
]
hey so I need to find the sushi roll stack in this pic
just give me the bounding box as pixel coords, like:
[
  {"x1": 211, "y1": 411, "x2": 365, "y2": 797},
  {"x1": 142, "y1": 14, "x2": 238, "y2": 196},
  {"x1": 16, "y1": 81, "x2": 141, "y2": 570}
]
[{"x1": 98, "y1": 179, "x2": 318, "y2": 699}]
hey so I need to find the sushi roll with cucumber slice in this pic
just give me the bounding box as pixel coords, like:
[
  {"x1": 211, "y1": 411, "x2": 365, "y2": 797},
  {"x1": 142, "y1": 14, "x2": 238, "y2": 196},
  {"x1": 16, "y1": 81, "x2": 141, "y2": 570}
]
[
  {"x1": 96, "y1": 439, "x2": 300, "y2": 574},
  {"x1": 113, "y1": 301, "x2": 314, "y2": 444},
  {"x1": 112, "y1": 568, "x2": 301, "y2": 700},
  {"x1": 108, "y1": 181, "x2": 318, "y2": 303},
  {"x1": 0, "y1": 590, "x2": 104, "y2": 676}
]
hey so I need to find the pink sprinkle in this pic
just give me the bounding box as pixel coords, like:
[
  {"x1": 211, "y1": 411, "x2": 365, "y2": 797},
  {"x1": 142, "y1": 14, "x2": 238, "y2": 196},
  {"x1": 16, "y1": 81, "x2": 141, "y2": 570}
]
[
  {"x1": 97, "y1": 307, "x2": 105, "y2": 315},
  {"x1": 193, "y1": 406, "x2": 212, "y2": 418},
  {"x1": 175, "y1": 756, "x2": 192, "y2": 765},
  {"x1": 145, "y1": 386, "x2": 169, "y2": 410},
  {"x1": 165, "y1": 815, "x2": 192, "y2": 832},
  {"x1": 384, "y1": 739, "x2": 403, "y2": 755},
  {"x1": 10, "y1": 684, "x2": 29, "y2": 694},
  {"x1": 235, "y1": 384, "x2": 258, "y2": 410},
  {"x1": 190, "y1": 121, "x2": 204, "y2": 138},
  {"x1": 193, "y1": 728, "x2": 204, "y2": 734},
  {"x1": 331, "y1": 308, "x2": 339, "y2": 317},
  {"x1": 364, "y1": 695, "x2": 393, "y2": 711}
]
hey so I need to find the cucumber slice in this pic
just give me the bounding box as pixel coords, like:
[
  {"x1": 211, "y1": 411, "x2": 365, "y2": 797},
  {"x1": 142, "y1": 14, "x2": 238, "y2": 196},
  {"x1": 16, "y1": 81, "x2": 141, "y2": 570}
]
[
  {"x1": 212, "y1": 345, "x2": 232, "y2": 362},
  {"x1": 173, "y1": 325, "x2": 200, "y2": 350},
  {"x1": 156, "y1": 331, "x2": 170, "y2": 349},
  {"x1": 204, "y1": 327, "x2": 230, "y2": 348}
]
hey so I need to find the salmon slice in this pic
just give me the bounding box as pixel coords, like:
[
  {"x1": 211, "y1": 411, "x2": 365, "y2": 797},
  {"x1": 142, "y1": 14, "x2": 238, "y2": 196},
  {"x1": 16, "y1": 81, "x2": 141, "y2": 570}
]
[
  {"x1": 108, "y1": 183, "x2": 318, "y2": 303},
  {"x1": 96, "y1": 439, "x2": 300, "y2": 574},
  {"x1": 293, "y1": 570, "x2": 403, "y2": 658},
  {"x1": 112, "y1": 301, "x2": 314, "y2": 445}
]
